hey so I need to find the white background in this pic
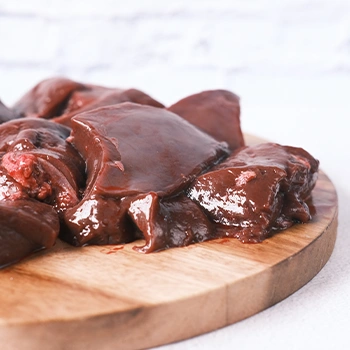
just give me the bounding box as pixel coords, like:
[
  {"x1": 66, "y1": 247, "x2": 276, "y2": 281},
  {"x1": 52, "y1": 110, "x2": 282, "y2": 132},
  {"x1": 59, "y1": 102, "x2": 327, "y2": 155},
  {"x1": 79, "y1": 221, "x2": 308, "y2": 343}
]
[{"x1": 0, "y1": 1, "x2": 349, "y2": 349}]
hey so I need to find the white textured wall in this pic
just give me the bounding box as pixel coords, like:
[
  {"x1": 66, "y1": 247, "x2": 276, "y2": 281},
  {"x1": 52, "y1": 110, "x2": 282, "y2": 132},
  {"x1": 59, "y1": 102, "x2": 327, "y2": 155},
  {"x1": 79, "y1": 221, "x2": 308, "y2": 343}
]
[
  {"x1": 0, "y1": 0, "x2": 349, "y2": 182},
  {"x1": 1, "y1": 0, "x2": 349, "y2": 101}
]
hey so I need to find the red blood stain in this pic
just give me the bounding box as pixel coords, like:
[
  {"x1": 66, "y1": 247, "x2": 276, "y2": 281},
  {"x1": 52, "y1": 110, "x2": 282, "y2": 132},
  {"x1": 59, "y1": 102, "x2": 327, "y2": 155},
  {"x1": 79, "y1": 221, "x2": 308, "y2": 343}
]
[{"x1": 100, "y1": 245, "x2": 124, "y2": 254}]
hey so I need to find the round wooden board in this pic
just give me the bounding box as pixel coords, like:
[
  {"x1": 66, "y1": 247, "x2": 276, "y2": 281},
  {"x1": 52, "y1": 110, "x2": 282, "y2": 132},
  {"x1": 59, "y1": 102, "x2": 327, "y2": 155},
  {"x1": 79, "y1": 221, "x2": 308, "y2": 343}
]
[{"x1": 0, "y1": 134, "x2": 338, "y2": 350}]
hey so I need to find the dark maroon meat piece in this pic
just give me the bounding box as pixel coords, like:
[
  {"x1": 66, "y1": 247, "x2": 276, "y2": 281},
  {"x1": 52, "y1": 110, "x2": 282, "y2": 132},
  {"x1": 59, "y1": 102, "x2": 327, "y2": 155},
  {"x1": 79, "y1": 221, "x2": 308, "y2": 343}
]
[
  {"x1": 61, "y1": 196, "x2": 136, "y2": 246},
  {"x1": 0, "y1": 118, "x2": 85, "y2": 213},
  {"x1": 13, "y1": 77, "x2": 84, "y2": 119},
  {"x1": 168, "y1": 90, "x2": 244, "y2": 151},
  {"x1": 0, "y1": 199, "x2": 59, "y2": 268},
  {"x1": 62, "y1": 102, "x2": 229, "y2": 246},
  {"x1": 0, "y1": 118, "x2": 84, "y2": 267},
  {"x1": 59, "y1": 84, "x2": 165, "y2": 116},
  {"x1": 13, "y1": 77, "x2": 164, "y2": 126},
  {"x1": 0, "y1": 100, "x2": 17, "y2": 124},
  {"x1": 128, "y1": 192, "x2": 215, "y2": 253},
  {"x1": 187, "y1": 143, "x2": 319, "y2": 243},
  {"x1": 53, "y1": 86, "x2": 165, "y2": 126},
  {"x1": 69, "y1": 103, "x2": 229, "y2": 197}
]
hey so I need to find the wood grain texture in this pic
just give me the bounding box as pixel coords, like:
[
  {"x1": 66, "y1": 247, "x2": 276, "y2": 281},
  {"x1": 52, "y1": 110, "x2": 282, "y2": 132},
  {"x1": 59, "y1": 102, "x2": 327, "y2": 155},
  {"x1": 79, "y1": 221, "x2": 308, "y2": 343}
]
[{"x1": 0, "y1": 134, "x2": 338, "y2": 350}]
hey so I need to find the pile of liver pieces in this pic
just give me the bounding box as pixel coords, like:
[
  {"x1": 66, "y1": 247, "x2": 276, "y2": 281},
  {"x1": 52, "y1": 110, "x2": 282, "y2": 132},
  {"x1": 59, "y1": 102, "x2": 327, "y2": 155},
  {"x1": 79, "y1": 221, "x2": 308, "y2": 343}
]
[{"x1": 0, "y1": 77, "x2": 319, "y2": 268}]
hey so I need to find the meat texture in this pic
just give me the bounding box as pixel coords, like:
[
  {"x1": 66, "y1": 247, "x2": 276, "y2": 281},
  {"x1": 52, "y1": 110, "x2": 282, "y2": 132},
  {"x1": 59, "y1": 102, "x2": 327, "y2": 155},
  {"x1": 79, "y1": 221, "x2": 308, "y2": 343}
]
[
  {"x1": 0, "y1": 200, "x2": 59, "y2": 268},
  {"x1": 168, "y1": 90, "x2": 244, "y2": 151},
  {"x1": 13, "y1": 77, "x2": 164, "y2": 126},
  {"x1": 187, "y1": 143, "x2": 319, "y2": 243},
  {"x1": 128, "y1": 193, "x2": 215, "y2": 253},
  {"x1": 0, "y1": 118, "x2": 85, "y2": 267},
  {"x1": 13, "y1": 77, "x2": 84, "y2": 119},
  {"x1": 0, "y1": 118, "x2": 85, "y2": 213},
  {"x1": 62, "y1": 102, "x2": 229, "y2": 248}
]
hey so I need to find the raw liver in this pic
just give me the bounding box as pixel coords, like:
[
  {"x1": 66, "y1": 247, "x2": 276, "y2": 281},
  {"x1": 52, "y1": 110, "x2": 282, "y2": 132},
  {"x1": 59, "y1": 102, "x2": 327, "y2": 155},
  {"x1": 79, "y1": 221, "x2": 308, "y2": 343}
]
[
  {"x1": 0, "y1": 118, "x2": 85, "y2": 213},
  {"x1": 62, "y1": 102, "x2": 229, "y2": 246},
  {"x1": 168, "y1": 90, "x2": 244, "y2": 151},
  {"x1": 187, "y1": 143, "x2": 319, "y2": 242},
  {"x1": 13, "y1": 77, "x2": 164, "y2": 126},
  {"x1": 0, "y1": 199, "x2": 59, "y2": 268}
]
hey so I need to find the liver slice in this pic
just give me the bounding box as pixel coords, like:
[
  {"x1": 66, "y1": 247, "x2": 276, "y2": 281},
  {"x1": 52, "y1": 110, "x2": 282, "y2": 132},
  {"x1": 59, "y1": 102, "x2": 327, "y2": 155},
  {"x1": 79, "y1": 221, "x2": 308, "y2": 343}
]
[
  {"x1": 0, "y1": 118, "x2": 85, "y2": 213},
  {"x1": 13, "y1": 77, "x2": 84, "y2": 119},
  {"x1": 0, "y1": 199, "x2": 59, "y2": 268},
  {"x1": 0, "y1": 118, "x2": 85, "y2": 267},
  {"x1": 168, "y1": 90, "x2": 244, "y2": 151},
  {"x1": 128, "y1": 192, "x2": 215, "y2": 253},
  {"x1": 187, "y1": 143, "x2": 319, "y2": 243},
  {"x1": 13, "y1": 77, "x2": 164, "y2": 126},
  {"x1": 62, "y1": 102, "x2": 229, "y2": 246}
]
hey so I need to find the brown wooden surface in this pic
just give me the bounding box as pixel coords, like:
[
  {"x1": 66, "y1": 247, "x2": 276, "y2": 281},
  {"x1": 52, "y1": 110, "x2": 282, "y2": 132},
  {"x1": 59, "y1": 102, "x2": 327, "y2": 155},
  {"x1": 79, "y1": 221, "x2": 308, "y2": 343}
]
[{"x1": 0, "y1": 134, "x2": 338, "y2": 350}]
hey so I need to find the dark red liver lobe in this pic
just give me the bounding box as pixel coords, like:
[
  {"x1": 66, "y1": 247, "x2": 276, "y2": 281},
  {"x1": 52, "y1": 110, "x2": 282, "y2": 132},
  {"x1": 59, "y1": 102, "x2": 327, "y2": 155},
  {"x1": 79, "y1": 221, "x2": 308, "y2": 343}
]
[
  {"x1": 128, "y1": 192, "x2": 215, "y2": 253},
  {"x1": 187, "y1": 143, "x2": 319, "y2": 243},
  {"x1": 13, "y1": 77, "x2": 164, "y2": 126},
  {"x1": 0, "y1": 118, "x2": 85, "y2": 213},
  {"x1": 0, "y1": 118, "x2": 86, "y2": 267},
  {"x1": 62, "y1": 102, "x2": 229, "y2": 246},
  {"x1": 0, "y1": 199, "x2": 59, "y2": 268},
  {"x1": 13, "y1": 77, "x2": 84, "y2": 119},
  {"x1": 53, "y1": 85, "x2": 165, "y2": 126},
  {"x1": 168, "y1": 90, "x2": 244, "y2": 151}
]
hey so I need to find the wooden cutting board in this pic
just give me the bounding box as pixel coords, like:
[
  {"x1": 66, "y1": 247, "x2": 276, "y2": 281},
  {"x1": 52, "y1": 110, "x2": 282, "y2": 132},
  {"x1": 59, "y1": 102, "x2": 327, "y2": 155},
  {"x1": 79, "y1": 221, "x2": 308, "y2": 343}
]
[{"x1": 0, "y1": 135, "x2": 338, "y2": 350}]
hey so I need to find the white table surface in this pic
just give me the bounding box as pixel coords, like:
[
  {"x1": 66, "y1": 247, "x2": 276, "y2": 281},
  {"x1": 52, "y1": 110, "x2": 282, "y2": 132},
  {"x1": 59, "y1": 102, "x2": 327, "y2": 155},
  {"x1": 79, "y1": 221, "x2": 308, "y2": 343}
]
[{"x1": 156, "y1": 76, "x2": 350, "y2": 350}]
